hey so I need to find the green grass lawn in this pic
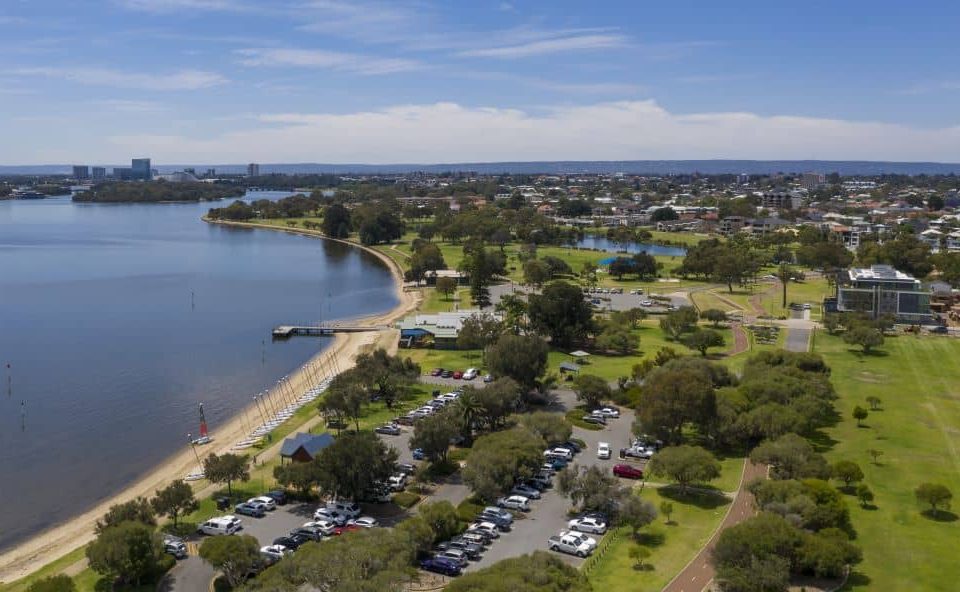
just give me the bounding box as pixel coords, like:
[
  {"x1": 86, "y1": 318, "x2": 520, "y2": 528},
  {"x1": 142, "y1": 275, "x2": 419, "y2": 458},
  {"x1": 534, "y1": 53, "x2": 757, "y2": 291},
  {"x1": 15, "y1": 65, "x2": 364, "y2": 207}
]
[
  {"x1": 0, "y1": 547, "x2": 87, "y2": 592},
  {"x1": 587, "y1": 486, "x2": 731, "y2": 591},
  {"x1": 815, "y1": 333, "x2": 960, "y2": 591}
]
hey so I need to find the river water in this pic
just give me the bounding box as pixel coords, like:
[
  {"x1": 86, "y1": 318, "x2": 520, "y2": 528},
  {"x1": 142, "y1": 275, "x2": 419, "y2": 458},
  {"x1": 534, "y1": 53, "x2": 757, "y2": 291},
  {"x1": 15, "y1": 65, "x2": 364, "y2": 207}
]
[{"x1": 0, "y1": 192, "x2": 398, "y2": 551}]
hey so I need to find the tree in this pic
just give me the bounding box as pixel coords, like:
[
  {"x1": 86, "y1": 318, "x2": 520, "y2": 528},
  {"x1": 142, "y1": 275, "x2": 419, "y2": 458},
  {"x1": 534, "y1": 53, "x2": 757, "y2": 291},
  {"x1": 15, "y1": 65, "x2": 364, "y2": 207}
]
[
  {"x1": 629, "y1": 545, "x2": 652, "y2": 570},
  {"x1": 865, "y1": 396, "x2": 882, "y2": 411},
  {"x1": 651, "y1": 207, "x2": 678, "y2": 222},
  {"x1": 915, "y1": 483, "x2": 953, "y2": 515},
  {"x1": 750, "y1": 433, "x2": 830, "y2": 480},
  {"x1": 712, "y1": 513, "x2": 800, "y2": 592},
  {"x1": 519, "y1": 412, "x2": 572, "y2": 445},
  {"x1": 151, "y1": 480, "x2": 198, "y2": 527},
  {"x1": 459, "y1": 245, "x2": 500, "y2": 308},
  {"x1": 682, "y1": 329, "x2": 725, "y2": 357},
  {"x1": 203, "y1": 453, "x2": 250, "y2": 496},
  {"x1": 856, "y1": 484, "x2": 874, "y2": 508},
  {"x1": 473, "y1": 378, "x2": 522, "y2": 430},
  {"x1": 316, "y1": 431, "x2": 398, "y2": 501},
  {"x1": 86, "y1": 522, "x2": 164, "y2": 586},
  {"x1": 462, "y1": 427, "x2": 545, "y2": 501},
  {"x1": 659, "y1": 306, "x2": 699, "y2": 340},
  {"x1": 556, "y1": 464, "x2": 626, "y2": 513},
  {"x1": 321, "y1": 374, "x2": 367, "y2": 431},
  {"x1": 199, "y1": 534, "x2": 261, "y2": 589},
  {"x1": 528, "y1": 281, "x2": 594, "y2": 347},
  {"x1": 485, "y1": 334, "x2": 548, "y2": 395},
  {"x1": 95, "y1": 498, "x2": 156, "y2": 533},
  {"x1": 867, "y1": 448, "x2": 884, "y2": 465},
  {"x1": 435, "y1": 276, "x2": 457, "y2": 300},
  {"x1": 353, "y1": 348, "x2": 420, "y2": 409},
  {"x1": 451, "y1": 389, "x2": 482, "y2": 445},
  {"x1": 637, "y1": 360, "x2": 717, "y2": 445},
  {"x1": 444, "y1": 551, "x2": 589, "y2": 592},
  {"x1": 831, "y1": 461, "x2": 864, "y2": 489},
  {"x1": 523, "y1": 259, "x2": 551, "y2": 287},
  {"x1": 700, "y1": 308, "x2": 728, "y2": 327},
  {"x1": 647, "y1": 445, "x2": 721, "y2": 493},
  {"x1": 26, "y1": 576, "x2": 75, "y2": 592},
  {"x1": 418, "y1": 501, "x2": 462, "y2": 544},
  {"x1": 411, "y1": 409, "x2": 459, "y2": 463},
  {"x1": 619, "y1": 494, "x2": 657, "y2": 537},
  {"x1": 321, "y1": 203, "x2": 351, "y2": 238},
  {"x1": 595, "y1": 324, "x2": 636, "y2": 354},
  {"x1": 408, "y1": 243, "x2": 446, "y2": 285},
  {"x1": 273, "y1": 459, "x2": 322, "y2": 497},
  {"x1": 852, "y1": 406, "x2": 868, "y2": 427},
  {"x1": 844, "y1": 325, "x2": 884, "y2": 354},
  {"x1": 659, "y1": 501, "x2": 674, "y2": 524},
  {"x1": 456, "y1": 313, "x2": 503, "y2": 352},
  {"x1": 573, "y1": 374, "x2": 611, "y2": 410}
]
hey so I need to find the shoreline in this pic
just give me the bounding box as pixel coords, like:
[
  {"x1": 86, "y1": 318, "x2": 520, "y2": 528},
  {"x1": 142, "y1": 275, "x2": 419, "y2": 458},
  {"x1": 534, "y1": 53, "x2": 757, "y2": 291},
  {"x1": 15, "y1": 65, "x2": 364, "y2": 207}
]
[{"x1": 0, "y1": 220, "x2": 420, "y2": 585}]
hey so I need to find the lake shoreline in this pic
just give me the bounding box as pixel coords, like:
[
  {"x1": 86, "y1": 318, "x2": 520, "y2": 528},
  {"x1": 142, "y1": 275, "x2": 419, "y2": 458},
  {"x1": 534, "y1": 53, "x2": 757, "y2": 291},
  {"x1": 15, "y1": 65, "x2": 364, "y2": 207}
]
[{"x1": 0, "y1": 219, "x2": 420, "y2": 584}]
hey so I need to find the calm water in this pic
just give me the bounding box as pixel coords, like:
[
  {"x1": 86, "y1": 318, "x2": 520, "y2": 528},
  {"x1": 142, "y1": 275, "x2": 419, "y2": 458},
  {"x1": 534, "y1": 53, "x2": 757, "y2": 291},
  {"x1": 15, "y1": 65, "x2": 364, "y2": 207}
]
[
  {"x1": 576, "y1": 235, "x2": 688, "y2": 257},
  {"x1": 0, "y1": 193, "x2": 397, "y2": 550}
]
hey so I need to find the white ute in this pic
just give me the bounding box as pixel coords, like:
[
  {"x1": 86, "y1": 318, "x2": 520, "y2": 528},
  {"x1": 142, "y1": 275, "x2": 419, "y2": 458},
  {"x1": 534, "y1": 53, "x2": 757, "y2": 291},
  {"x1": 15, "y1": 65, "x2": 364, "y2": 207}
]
[{"x1": 548, "y1": 530, "x2": 594, "y2": 557}]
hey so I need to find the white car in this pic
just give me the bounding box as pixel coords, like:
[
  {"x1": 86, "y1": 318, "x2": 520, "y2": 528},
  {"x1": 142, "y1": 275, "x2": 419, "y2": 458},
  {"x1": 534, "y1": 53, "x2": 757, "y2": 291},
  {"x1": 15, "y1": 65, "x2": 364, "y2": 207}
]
[
  {"x1": 468, "y1": 521, "x2": 501, "y2": 538},
  {"x1": 260, "y1": 544, "x2": 291, "y2": 562},
  {"x1": 313, "y1": 508, "x2": 347, "y2": 526},
  {"x1": 348, "y1": 516, "x2": 379, "y2": 528},
  {"x1": 497, "y1": 495, "x2": 531, "y2": 511},
  {"x1": 462, "y1": 368, "x2": 479, "y2": 380},
  {"x1": 598, "y1": 407, "x2": 620, "y2": 418},
  {"x1": 302, "y1": 520, "x2": 337, "y2": 536},
  {"x1": 197, "y1": 515, "x2": 241, "y2": 536},
  {"x1": 327, "y1": 500, "x2": 362, "y2": 519},
  {"x1": 567, "y1": 530, "x2": 598, "y2": 551},
  {"x1": 597, "y1": 442, "x2": 611, "y2": 459},
  {"x1": 248, "y1": 496, "x2": 277, "y2": 511},
  {"x1": 640, "y1": 300, "x2": 654, "y2": 306},
  {"x1": 388, "y1": 473, "x2": 407, "y2": 491},
  {"x1": 568, "y1": 516, "x2": 608, "y2": 534}
]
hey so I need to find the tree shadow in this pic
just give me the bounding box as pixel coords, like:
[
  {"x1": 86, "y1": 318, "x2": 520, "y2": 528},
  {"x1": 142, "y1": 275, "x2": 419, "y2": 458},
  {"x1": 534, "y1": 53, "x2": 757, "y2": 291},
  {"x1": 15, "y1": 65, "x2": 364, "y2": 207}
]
[
  {"x1": 845, "y1": 570, "x2": 872, "y2": 589},
  {"x1": 807, "y1": 428, "x2": 840, "y2": 453},
  {"x1": 921, "y1": 509, "x2": 959, "y2": 522},
  {"x1": 859, "y1": 503, "x2": 879, "y2": 511},
  {"x1": 656, "y1": 486, "x2": 731, "y2": 510},
  {"x1": 634, "y1": 531, "x2": 666, "y2": 548},
  {"x1": 631, "y1": 564, "x2": 656, "y2": 572},
  {"x1": 847, "y1": 348, "x2": 889, "y2": 358}
]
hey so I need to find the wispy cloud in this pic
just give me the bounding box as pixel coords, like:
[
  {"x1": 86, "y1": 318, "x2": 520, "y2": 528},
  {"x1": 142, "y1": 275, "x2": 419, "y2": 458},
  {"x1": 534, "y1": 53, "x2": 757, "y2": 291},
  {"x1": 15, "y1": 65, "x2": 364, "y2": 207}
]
[
  {"x1": 93, "y1": 99, "x2": 167, "y2": 112},
  {"x1": 115, "y1": 0, "x2": 246, "y2": 12},
  {"x1": 235, "y1": 48, "x2": 421, "y2": 75},
  {"x1": 9, "y1": 67, "x2": 227, "y2": 90},
  {"x1": 895, "y1": 81, "x2": 960, "y2": 96},
  {"x1": 457, "y1": 33, "x2": 629, "y2": 58},
  {"x1": 498, "y1": 2, "x2": 516, "y2": 12},
  {"x1": 676, "y1": 74, "x2": 753, "y2": 84}
]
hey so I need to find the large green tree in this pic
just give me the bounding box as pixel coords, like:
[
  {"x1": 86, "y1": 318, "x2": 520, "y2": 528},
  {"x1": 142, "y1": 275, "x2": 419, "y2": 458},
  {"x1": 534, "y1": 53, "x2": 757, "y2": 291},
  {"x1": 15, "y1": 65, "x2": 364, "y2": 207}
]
[
  {"x1": 410, "y1": 409, "x2": 460, "y2": 463},
  {"x1": 151, "y1": 480, "x2": 198, "y2": 527},
  {"x1": 647, "y1": 445, "x2": 721, "y2": 493},
  {"x1": 527, "y1": 281, "x2": 594, "y2": 347},
  {"x1": 86, "y1": 522, "x2": 164, "y2": 586},
  {"x1": 485, "y1": 334, "x2": 548, "y2": 395},
  {"x1": 636, "y1": 360, "x2": 717, "y2": 444},
  {"x1": 462, "y1": 427, "x2": 544, "y2": 501},
  {"x1": 316, "y1": 431, "x2": 398, "y2": 501},
  {"x1": 202, "y1": 453, "x2": 250, "y2": 496},
  {"x1": 198, "y1": 534, "x2": 262, "y2": 589}
]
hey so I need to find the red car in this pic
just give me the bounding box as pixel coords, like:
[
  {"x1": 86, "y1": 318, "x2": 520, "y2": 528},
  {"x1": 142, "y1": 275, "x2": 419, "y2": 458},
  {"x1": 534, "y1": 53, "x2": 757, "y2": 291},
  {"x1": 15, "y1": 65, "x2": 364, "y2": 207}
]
[
  {"x1": 452, "y1": 370, "x2": 463, "y2": 379},
  {"x1": 333, "y1": 524, "x2": 361, "y2": 536},
  {"x1": 613, "y1": 464, "x2": 643, "y2": 479}
]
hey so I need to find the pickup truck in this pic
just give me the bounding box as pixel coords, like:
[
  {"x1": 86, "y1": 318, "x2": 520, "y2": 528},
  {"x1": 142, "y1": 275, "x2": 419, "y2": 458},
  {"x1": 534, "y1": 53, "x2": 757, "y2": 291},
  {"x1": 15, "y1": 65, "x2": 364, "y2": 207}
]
[{"x1": 547, "y1": 531, "x2": 594, "y2": 557}]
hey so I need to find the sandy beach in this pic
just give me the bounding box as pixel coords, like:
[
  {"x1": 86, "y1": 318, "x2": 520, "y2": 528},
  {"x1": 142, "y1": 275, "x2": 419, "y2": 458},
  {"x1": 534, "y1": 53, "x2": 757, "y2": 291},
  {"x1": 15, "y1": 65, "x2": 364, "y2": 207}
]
[{"x1": 0, "y1": 222, "x2": 420, "y2": 584}]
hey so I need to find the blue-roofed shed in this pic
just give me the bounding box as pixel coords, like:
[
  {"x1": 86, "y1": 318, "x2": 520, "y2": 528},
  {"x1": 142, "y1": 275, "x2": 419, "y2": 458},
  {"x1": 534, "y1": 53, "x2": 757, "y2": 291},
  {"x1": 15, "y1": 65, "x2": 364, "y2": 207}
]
[{"x1": 280, "y1": 432, "x2": 335, "y2": 463}]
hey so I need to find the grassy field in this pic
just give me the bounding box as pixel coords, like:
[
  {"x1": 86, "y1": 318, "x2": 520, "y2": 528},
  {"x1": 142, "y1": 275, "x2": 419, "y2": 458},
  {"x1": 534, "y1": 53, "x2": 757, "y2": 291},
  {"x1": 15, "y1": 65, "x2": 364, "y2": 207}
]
[
  {"x1": 815, "y1": 333, "x2": 960, "y2": 591},
  {"x1": 587, "y1": 486, "x2": 731, "y2": 592}
]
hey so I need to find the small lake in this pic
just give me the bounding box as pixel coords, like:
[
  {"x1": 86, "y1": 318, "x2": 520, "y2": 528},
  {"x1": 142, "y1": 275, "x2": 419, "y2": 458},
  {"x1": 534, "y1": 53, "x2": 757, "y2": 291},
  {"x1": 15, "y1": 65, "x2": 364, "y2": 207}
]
[{"x1": 576, "y1": 235, "x2": 687, "y2": 257}]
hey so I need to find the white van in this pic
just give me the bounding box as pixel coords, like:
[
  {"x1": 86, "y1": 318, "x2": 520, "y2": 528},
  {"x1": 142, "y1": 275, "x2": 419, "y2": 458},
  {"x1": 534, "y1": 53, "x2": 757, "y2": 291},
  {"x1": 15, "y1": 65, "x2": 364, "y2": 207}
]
[{"x1": 198, "y1": 515, "x2": 242, "y2": 536}]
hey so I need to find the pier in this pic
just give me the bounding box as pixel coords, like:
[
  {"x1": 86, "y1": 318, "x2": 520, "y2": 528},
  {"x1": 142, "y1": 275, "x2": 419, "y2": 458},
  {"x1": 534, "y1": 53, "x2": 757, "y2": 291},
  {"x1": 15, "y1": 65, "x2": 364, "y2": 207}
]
[{"x1": 272, "y1": 324, "x2": 384, "y2": 338}]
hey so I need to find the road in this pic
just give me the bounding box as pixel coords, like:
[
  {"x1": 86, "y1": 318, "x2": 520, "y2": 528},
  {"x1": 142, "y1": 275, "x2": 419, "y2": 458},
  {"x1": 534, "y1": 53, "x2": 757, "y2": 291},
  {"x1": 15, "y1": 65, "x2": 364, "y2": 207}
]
[{"x1": 487, "y1": 283, "x2": 692, "y2": 314}]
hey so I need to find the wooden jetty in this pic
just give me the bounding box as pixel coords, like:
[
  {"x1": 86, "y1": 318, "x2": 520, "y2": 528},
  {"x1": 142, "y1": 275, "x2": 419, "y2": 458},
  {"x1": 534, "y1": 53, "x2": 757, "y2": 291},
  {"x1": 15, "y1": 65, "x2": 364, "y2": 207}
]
[{"x1": 272, "y1": 324, "x2": 383, "y2": 338}]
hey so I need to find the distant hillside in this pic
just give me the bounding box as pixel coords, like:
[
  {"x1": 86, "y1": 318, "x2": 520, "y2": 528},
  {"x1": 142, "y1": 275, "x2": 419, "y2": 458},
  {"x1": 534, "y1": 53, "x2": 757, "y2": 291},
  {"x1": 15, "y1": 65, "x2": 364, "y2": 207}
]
[{"x1": 5, "y1": 159, "x2": 960, "y2": 177}]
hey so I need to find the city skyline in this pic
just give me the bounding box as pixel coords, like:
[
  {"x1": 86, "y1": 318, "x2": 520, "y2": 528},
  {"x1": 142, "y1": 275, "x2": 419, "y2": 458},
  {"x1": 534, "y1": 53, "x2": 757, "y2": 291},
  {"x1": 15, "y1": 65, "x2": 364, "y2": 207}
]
[{"x1": 1, "y1": 1, "x2": 959, "y2": 164}]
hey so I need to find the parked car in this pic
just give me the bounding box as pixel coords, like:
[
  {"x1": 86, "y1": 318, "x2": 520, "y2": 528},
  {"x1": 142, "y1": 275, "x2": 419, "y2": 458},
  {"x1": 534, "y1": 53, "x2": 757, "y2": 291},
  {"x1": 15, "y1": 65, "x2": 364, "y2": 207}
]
[
  {"x1": 613, "y1": 464, "x2": 644, "y2": 479},
  {"x1": 420, "y1": 556, "x2": 462, "y2": 577},
  {"x1": 333, "y1": 524, "x2": 361, "y2": 536},
  {"x1": 467, "y1": 521, "x2": 501, "y2": 539},
  {"x1": 412, "y1": 448, "x2": 425, "y2": 460},
  {"x1": 434, "y1": 549, "x2": 469, "y2": 568},
  {"x1": 597, "y1": 442, "x2": 611, "y2": 459},
  {"x1": 522, "y1": 477, "x2": 548, "y2": 491},
  {"x1": 597, "y1": 406, "x2": 620, "y2": 418},
  {"x1": 302, "y1": 520, "x2": 337, "y2": 536},
  {"x1": 264, "y1": 490, "x2": 288, "y2": 506},
  {"x1": 640, "y1": 300, "x2": 654, "y2": 306},
  {"x1": 327, "y1": 500, "x2": 362, "y2": 518},
  {"x1": 562, "y1": 440, "x2": 582, "y2": 453},
  {"x1": 430, "y1": 368, "x2": 444, "y2": 377},
  {"x1": 547, "y1": 531, "x2": 593, "y2": 557},
  {"x1": 349, "y1": 516, "x2": 379, "y2": 528},
  {"x1": 481, "y1": 506, "x2": 514, "y2": 523},
  {"x1": 313, "y1": 507, "x2": 348, "y2": 526},
  {"x1": 248, "y1": 496, "x2": 277, "y2": 511},
  {"x1": 163, "y1": 535, "x2": 187, "y2": 559},
  {"x1": 568, "y1": 516, "x2": 608, "y2": 534},
  {"x1": 483, "y1": 374, "x2": 494, "y2": 383},
  {"x1": 437, "y1": 539, "x2": 483, "y2": 560},
  {"x1": 388, "y1": 473, "x2": 407, "y2": 491},
  {"x1": 198, "y1": 516, "x2": 242, "y2": 536},
  {"x1": 452, "y1": 370, "x2": 463, "y2": 379},
  {"x1": 457, "y1": 532, "x2": 489, "y2": 547},
  {"x1": 582, "y1": 414, "x2": 606, "y2": 426},
  {"x1": 496, "y1": 495, "x2": 531, "y2": 512},
  {"x1": 528, "y1": 474, "x2": 553, "y2": 489},
  {"x1": 234, "y1": 502, "x2": 266, "y2": 518},
  {"x1": 395, "y1": 462, "x2": 416, "y2": 474},
  {"x1": 510, "y1": 484, "x2": 541, "y2": 499},
  {"x1": 375, "y1": 423, "x2": 402, "y2": 435},
  {"x1": 272, "y1": 534, "x2": 309, "y2": 551},
  {"x1": 290, "y1": 526, "x2": 324, "y2": 542},
  {"x1": 477, "y1": 511, "x2": 512, "y2": 531},
  {"x1": 260, "y1": 544, "x2": 292, "y2": 563},
  {"x1": 441, "y1": 370, "x2": 454, "y2": 378}
]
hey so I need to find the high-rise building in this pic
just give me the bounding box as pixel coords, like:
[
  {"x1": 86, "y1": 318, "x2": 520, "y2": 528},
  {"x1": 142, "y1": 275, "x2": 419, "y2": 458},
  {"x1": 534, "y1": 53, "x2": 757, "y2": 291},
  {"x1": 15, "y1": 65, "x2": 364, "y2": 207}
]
[
  {"x1": 801, "y1": 172, "x2": 825, "y2": 189},
  {"x1": 247, "y1": 163, "x2": 260, "y2": 177},
  {"x1": 92, "y1": 167, "x2": 106, "y2": 180},
  {"x1": 114, "y1": 167, "x2": 134, "y2": 180},
  {"x1": 205, "y1": 168, "x2": 216, "y2": 178},
  {"x1": 131, "y1": 158, "x2": 152, "y2": 181},
  {"x1": 72, "y1": 165, "x2": 90, "y2": 180}
]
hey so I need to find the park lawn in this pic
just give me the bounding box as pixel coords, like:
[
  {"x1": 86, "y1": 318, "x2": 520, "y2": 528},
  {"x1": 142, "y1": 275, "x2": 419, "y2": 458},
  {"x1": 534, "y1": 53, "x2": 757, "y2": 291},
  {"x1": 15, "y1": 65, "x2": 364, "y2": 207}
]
[
  {"x1": 815, "y1": 333, "x2": 960, "y2": 591},
  {"x1": 418, "y1": 287, "x2": 473, "y2": 314},
  {"x1": 0, "y1": 547, "x2": 87, "y2": 592},
  {"x1": 405, "y1": 348, "x2": 487, "y2": 376},
  {"x1": 690, "y1": 289, "x2": 742, "y2": 313},
  {"x1": 646, "y1": 230, "x2": 713, "y2": 247},
  {"x1": 586, "y1": 486, "x2": 731, "y2": 592}
]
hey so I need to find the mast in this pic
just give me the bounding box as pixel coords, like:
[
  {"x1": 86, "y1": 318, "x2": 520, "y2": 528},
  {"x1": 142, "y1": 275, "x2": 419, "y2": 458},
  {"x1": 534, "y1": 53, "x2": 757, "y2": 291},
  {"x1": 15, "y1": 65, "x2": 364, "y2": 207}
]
[{"x1": 198, "y1": 403, "x2": 209, "y2": 439}]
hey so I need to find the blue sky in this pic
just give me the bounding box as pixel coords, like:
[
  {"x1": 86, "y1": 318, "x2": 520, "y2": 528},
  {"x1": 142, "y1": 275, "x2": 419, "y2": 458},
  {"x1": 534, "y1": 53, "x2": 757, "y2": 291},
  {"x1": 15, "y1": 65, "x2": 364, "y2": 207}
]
[{"x1": 1, "y1": 0, "x2": 959, "y2": 164}]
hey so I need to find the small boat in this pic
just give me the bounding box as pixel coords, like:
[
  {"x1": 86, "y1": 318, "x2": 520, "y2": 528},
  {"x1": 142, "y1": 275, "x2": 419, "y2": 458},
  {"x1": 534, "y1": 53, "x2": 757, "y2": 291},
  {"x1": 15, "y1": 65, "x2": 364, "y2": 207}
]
[{"x1": 191, "y1": 403, "x2": 214, "y2": 445}]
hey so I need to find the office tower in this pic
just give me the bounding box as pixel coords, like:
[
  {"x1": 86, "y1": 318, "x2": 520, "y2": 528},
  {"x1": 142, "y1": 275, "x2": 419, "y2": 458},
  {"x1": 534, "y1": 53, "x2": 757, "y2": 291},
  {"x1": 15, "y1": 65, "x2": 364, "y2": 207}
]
[
  {"x1": 92, "y1": 167, "x2": 106, "y2": 180},
  {"x1": 247, "y1": 163, "x2": 260, "y2": 177},
  {"x1": 131, "y1": 158, "x2": 152, "y2": 181},
  {"x1": 72, "y1": 165, "x2": 90, "y2": 180}
]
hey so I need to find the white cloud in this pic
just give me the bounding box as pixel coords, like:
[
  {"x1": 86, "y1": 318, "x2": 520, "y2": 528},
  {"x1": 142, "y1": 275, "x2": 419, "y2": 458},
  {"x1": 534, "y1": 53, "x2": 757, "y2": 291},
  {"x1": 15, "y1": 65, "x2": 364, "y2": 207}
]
[
  {"x1": 235, "y1": 48, "x2": 421, "y2": 75},
  {"x1": 115, "y1": 0, "x2": 245, "y2": 12},
  {"x1": 895, "y1": 81, "x2": 960, "y2": 96},
  {"x1": 9, "y1": 67, "x2": 227, "y2": 90},
  {"x1": 93, "y1": 99, "x2": 167, "y2": 112},
  {"x1": 102, "y1": 100, "x2": 960, "y2": 164},
  {"x1": 457, "y1": 33, "x2": 628, "y2": 58}
]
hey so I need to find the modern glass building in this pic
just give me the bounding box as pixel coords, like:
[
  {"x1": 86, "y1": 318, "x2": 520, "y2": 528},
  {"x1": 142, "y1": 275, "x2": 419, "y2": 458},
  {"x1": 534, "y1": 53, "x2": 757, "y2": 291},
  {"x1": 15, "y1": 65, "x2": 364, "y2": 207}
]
[
  {"x1": 835, "y1": 264, "x2": 932, "y2": 322},
  {"x1": 131, "y1": 158, "x2": 152, "y2": 181}
]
